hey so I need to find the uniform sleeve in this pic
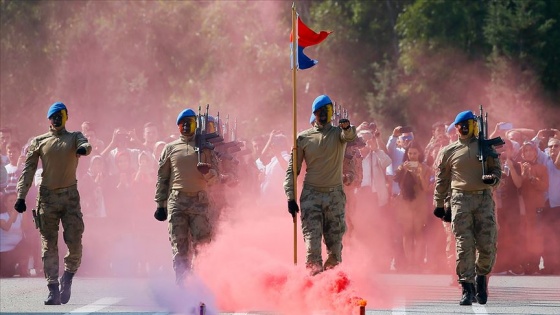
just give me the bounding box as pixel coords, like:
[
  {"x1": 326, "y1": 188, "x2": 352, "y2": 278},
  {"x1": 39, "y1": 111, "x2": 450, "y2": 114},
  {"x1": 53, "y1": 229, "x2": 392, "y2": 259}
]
[
  {"x1": 154, "y1": 145, "x2": 172, "y2": 208},
  {"x1": 433, "y1": 148, "x2": 451, "y2": 208},
  {"x1": 283, "y1": 137, "x2": 304, "y2": 200},
  {"x1": 76, "y1": 132, "x2": 92, "y2": 155},
  {"x1": 340, "y1": 125, "x2": 357, "y2": 142},
  {"x1": 16, "y1": 138, "x2": 40, "y2": 199},
  {"x1": 486, "y1": 154, "x2": 502, "y2": 187},
  {"x1": 203, "y1": 148, "x2": 220, "y2": 185}
]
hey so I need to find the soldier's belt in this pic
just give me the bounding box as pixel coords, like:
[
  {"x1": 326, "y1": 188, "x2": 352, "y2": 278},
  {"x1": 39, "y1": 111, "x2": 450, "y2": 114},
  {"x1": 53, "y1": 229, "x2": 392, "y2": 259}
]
[
  {"x1": 303, "y1": 184, "x2": 343, "y2": 193},
  {"x1": 452, "y1": 189, "x2": 490, "y2": 195},
  {"x1": 176, "y1": 190, "x2": 201, "y2": 197},
  {"x1": 40, "y1": 184, "x2": 77, "y2": 194}
]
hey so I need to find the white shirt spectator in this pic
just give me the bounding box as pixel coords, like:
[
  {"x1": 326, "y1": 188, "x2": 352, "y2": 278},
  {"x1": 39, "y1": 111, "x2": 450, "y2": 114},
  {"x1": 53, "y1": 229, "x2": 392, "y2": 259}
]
[
  {"x1": 261, "y1": 151, "x2": 290, "y2": 199},
  {"x1": 0, "y1": 212, "x2": 23, "y2": 252},
  {"x1": 361, "y1": 149, "x2": 392, "y2": 206}
]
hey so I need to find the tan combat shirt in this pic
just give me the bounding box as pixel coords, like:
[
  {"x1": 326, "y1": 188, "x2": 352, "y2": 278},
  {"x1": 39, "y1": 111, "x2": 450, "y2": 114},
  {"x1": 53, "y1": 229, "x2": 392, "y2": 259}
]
[
  {"x1": 433, "y1": 136, "x2": 501, "y2": 208},
  {"x1": 17, "y1": 127, "x2": 91, "y2": 199},
  {"x1": 284, "y1": 123, "x2": 357, "y2": 200},
  {"x1": 155, "y1": 135, "x2": 219, "y2": 208}
]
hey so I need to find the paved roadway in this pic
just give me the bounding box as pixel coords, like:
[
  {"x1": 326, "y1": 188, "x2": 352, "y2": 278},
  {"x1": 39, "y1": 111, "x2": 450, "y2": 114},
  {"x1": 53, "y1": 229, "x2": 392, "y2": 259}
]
[{"x1": 1, "y1": 274, "x2": 559, "y2": 314}]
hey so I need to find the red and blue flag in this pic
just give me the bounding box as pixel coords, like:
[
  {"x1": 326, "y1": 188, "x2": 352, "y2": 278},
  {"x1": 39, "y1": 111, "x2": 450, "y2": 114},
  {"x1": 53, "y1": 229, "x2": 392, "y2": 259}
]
[{"x1": 290, "y1": 17, "x2": 332, "y2": 70}]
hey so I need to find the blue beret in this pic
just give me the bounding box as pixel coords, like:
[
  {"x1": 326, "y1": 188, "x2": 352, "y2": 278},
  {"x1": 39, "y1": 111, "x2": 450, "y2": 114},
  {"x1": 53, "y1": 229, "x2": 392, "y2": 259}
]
[
  {"x1": 47, "y1": 102, "x2": 67, "y2": 119},
  {"x1": 311, "y1": 95, "x2": 332, "y2": 113},
  {"x1": 309, "y1": 114, "x2": 316, "y2": 124},
  {"x1": 176, "y1": 108, "x2": 196, "y2": 125},
  {"x1": 452, "y1": 110, "x2": 475, "y2": 125},
  {"x1": 446, "y1": 122, "x2": 455, "y2": 134}
]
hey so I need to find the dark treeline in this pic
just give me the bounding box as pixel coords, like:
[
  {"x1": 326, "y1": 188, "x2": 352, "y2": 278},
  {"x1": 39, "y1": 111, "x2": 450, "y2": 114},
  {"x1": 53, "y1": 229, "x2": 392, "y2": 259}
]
[{"x1": 1, "y1": 0, "x2": 559, "y2": 145}]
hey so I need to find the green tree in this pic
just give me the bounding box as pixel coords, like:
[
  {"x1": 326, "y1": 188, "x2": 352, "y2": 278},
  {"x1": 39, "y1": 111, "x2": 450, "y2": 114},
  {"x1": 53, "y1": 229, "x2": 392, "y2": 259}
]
[{"x1": 484, "y1": 0, "x2": 559, "y2": 125}]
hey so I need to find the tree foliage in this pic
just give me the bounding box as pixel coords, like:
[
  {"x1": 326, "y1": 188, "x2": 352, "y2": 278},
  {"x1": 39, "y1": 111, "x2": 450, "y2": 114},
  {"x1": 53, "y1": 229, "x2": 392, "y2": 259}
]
[{"x1": 1, "y1": 0, "x2": 558, "y2": 143}]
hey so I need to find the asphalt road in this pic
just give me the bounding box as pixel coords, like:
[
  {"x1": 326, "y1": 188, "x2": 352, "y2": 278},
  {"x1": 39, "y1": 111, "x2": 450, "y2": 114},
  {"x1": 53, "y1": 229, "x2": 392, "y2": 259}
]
[{"x1": 1, "y1": 274, "x2": 559, "y2": 314}]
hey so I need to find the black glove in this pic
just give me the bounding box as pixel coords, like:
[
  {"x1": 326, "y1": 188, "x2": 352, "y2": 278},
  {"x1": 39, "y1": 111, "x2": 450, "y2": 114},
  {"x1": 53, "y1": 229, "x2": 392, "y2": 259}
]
[
  {"x1": 14, "y1": 199, "x2": 26, "y2": 213},
  {"x1": 338, "y1": 118, "x2": 351, "y2": 130},
  {"x1": 443, "y1": 208, "x2": 452, "y2": 222},
  {"x1": 288, "y1": 200, "x2": 299, "y2": 217},
  {"x1": 482, "y1": 174, "x2": 497, "y2": 185},
  {"x1": 154, "y1": 207, "x2": 167, "y2": 221},
  {"x1": 433, "y1": 207, "x2": 445, "y2": 219},
  {"x1": 76, "y1": 147, "x2": 87, "y2": 155}
]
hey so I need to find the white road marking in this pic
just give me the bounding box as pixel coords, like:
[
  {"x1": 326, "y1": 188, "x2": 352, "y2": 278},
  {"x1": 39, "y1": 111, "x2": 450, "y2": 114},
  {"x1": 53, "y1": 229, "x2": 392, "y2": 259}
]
[
  {"x1": 64, "y1": 297, "x2": 122, "y2": 314},
  {"x1": 472, "y1": 304, "x2": 489, "y2": 314}
]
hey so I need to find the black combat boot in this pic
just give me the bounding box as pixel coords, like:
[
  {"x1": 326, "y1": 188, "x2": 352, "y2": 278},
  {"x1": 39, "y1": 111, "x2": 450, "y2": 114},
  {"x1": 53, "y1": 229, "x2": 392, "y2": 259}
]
[
  {"x1": 459, "y1": 282, "x2": 475, "y2": 305},
  {"x1": 475, "y1": 275, "x2": 488, "y2": 304},
  {"x1": 44, "y1": 283, "x2": 61, "y2": 305},
  {"x1": 306, "y1": 262, "x2": 323, "y2": 276},
  {"x1": 60, "y1": 271, "x2": 75, "y2": 304}
]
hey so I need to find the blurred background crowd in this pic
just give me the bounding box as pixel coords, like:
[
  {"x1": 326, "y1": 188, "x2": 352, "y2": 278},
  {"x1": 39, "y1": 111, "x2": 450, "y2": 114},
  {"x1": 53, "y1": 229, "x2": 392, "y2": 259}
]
[{"x1": 1, "y1": 116, "x2": 558, "y2": 278}]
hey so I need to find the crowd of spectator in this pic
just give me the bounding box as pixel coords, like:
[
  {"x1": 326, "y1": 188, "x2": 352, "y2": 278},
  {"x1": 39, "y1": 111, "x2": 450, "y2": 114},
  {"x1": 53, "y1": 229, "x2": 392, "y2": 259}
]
[{"x1": 0, "y1": 116, "x2": 558, "y2": 278}]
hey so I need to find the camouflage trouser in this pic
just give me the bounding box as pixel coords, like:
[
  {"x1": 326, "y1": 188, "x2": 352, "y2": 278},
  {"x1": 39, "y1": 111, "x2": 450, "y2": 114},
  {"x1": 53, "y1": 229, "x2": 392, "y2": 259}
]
[
  {"x1": 443, "y1": 221, "x2": 456, "y2": 270},
  {"x1": 37, "y1": 185, "x2": 84, "y2": 285},
  {"x1": 167, "y1": 190, "x2": 213, "y2": 283},
  {"x1": 451, "y1": 190, "x2": 497, "y2": 283},
  {"x1": 300, "y1": 185, "x2": 346, "y2": 271}
]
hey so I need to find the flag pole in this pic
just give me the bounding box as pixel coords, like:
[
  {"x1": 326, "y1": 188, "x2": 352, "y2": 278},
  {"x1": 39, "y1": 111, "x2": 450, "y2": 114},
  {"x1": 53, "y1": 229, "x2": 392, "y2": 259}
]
[{"x1": 291, "y1": 2, "x2": 298, "y2": 266}]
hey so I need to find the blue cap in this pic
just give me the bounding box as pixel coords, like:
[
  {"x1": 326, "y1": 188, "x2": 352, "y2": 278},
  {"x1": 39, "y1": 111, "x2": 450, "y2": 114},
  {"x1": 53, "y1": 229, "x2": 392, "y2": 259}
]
[
  {"x1": 311, "y1": 95, "x2": 332, "y2": 113},
  {"x1": 446, "y1": 123, "x2": 454, "y2": 134},
  {"x1": 176, "y1": 108, "x2": 196, "y2": 125},
  {"x1": 452, "y1": 110, "x2": 475, "y2": 125},
  {"x1": 47, "y1": 102, "x2": 67, "y2": 119},
  {"x1": 309, "y1": 114, "x2": 316, "y2": 124}
]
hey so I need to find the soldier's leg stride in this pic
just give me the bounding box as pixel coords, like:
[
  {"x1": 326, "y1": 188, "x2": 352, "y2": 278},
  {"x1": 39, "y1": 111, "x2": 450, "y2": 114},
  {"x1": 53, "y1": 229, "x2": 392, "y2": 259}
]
[
  {"x1": 306, "y1": 262, "x2": 323, "y2": 276},
  {"x1": 323, "y1": 254, "x2": 340, "y2": 271},
  {"x1": 475, "y1": 275, "x2": 488, "y2": 304},
  {"x1": 44, "y1": 283, "x2": 61, "y2": 305},
  {"x1": 60, "y1": 271, "x2": 75, "y2": 304},
  {"x1": 459, "y1": 282, "x2": 475, "y2": 305}
]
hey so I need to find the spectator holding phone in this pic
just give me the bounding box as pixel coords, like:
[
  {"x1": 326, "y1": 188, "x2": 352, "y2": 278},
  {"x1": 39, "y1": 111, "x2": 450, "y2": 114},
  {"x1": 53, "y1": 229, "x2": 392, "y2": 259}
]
[
  {"x1": 424, "y1": 122, "x2": 450, "y2": 169},
  {"x1": 386, "y1": 125, "x2": 415, "y2": 197},
  {"x1": 490, "y1": 122, "x2": 519, "y2": 153},
  {"x1": 538, "y1": 137, "x2": 560, "y2": 275},
  {"x1": 100, "y1": 128, "x2": 142, "y2": 176},
  {"x1": 393, "y1": 141, "x2": 430, "y2": 272},
  {"x1": 492, "y1": 139, "x2": 524, "y2": 275},
  {"x1": 534, "y1": 128, "x2": 560, "y2": 152},
  {"x1": 517, "y1": 141, "x2": 549, "y2": 274},
  {"x1": 385, "y1": 125, "x2": 415, "y2": 271}
]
